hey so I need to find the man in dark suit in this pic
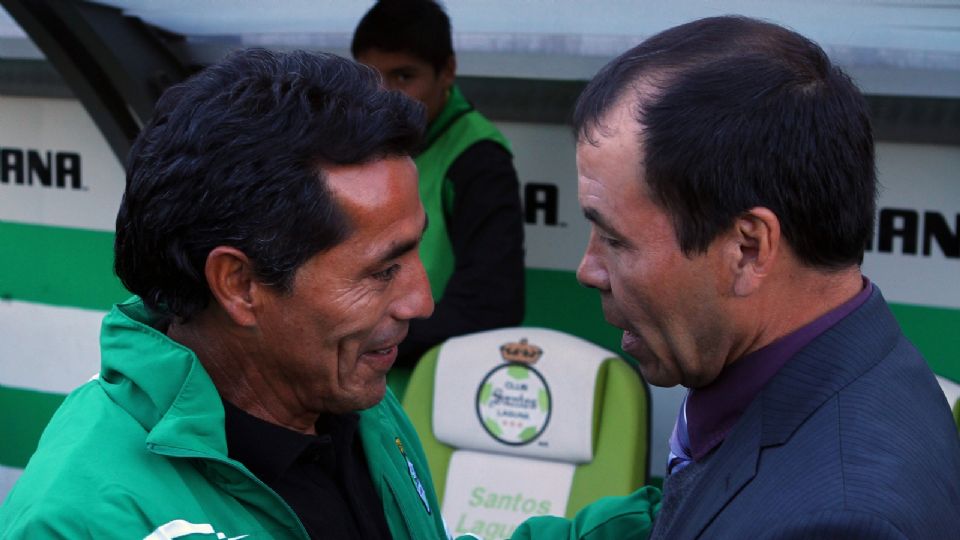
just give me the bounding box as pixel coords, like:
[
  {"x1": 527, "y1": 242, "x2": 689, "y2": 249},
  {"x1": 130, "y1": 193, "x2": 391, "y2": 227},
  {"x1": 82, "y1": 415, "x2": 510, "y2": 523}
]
[{"x1": 568, "y1": 15, "x2": 960, "y2": 539}]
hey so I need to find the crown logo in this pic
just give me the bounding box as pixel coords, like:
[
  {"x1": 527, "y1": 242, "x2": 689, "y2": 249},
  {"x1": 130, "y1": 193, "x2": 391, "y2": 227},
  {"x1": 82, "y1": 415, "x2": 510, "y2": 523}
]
[{"x1": 499, "y1": 338, "x2": 543, "y2": 364}]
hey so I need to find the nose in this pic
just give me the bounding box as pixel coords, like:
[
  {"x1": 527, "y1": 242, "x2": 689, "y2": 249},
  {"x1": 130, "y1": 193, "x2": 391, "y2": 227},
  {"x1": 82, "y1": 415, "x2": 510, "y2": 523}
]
[
  {"x1": 395, "y1": 257, "x2": 435, "y2": 321},
  {"x1": 576, "y1": 232, "x2": 610, "y2": 291}
]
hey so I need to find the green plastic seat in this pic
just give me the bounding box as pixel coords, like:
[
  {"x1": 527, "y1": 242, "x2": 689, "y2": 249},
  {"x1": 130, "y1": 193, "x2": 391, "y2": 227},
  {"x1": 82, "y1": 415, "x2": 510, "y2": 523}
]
[{"x1": 952, "y1": 395, "x2": 960, "y2": 430}]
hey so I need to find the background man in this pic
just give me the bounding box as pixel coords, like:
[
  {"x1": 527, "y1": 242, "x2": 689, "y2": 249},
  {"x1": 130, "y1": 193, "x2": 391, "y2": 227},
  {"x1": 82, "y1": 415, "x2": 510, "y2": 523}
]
[
  {"x1": 520, "y1": 14, "x2": 960, "y2": 539},
  {"x1": 0, "y1": 49, "x2": 449, "y2": 540},
  {"x1": 352, "y1": 0, "x2": 525, "y2": 385}
]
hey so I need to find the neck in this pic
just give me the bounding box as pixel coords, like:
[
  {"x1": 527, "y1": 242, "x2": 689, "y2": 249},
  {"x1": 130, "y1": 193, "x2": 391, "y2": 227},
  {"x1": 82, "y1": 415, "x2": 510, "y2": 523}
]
[
  {"x1": 166, "y1": 310, "x2": 319, "y2": 435},
  {"x1": 732, "y1": 265, "x2": 864, "y2": 361}
]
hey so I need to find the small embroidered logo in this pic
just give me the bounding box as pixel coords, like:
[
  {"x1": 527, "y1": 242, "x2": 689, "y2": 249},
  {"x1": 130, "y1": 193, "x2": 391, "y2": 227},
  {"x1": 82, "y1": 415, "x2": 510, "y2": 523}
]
[{"x1": 395, "y1": 437, "x2": 431, "y2": 515}]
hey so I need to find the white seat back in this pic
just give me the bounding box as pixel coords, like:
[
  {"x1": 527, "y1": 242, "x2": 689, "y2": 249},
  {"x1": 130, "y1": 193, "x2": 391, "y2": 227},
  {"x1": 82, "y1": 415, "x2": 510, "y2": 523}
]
[{"x1": 433, "y1": 328, "x2": 615, "y2": 540}]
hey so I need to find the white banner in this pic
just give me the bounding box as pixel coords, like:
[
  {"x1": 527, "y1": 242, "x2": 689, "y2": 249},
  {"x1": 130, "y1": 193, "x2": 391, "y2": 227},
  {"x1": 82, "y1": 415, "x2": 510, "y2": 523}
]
[
  {"x1": 0, "y1": 300, "x2": 104, "y2": 394},
  {"x1": 0, "y1": 96, "x2": 124, "y2": 232}
]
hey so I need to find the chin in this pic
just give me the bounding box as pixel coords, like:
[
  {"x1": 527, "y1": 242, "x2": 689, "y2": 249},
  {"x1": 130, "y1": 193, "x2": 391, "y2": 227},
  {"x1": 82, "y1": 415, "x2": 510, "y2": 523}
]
[
  {"x1": 356, "y1": 382, "x2": 390, "y2": 410},
  {"x1": 354, "y1": 394, "x2": 387, "y2": 412},
  {"x1": 641, "y1": 373, "x2": 682, "y2": 389},
  {"x1": 636, "y1": 363, "x2": 682, "y2": 389}
]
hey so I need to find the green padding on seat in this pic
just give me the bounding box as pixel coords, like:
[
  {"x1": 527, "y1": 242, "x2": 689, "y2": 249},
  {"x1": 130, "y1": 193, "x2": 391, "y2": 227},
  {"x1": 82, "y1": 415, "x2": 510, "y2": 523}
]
[
  {"x1": 565, "y1": 358, "x2": 649, "y2": 517},
  {"x1": 402, "y1": 346, "x2": 455, "y2": 504},
  {"x1": 0, "y1": 385, "x2": 66, "y2": 468}
]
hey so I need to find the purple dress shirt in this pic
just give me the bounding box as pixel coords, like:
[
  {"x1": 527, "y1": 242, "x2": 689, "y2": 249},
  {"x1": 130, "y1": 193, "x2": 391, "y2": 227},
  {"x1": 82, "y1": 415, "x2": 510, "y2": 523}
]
[{"x1": 668, "y1": 277, "x2": 874, "y2": 472}]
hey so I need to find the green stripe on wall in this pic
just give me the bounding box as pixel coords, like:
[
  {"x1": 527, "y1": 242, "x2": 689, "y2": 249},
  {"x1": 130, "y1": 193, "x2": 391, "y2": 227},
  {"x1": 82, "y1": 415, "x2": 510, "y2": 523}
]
[
  {"x1": 0, "y1": 223, "x2": 955, "y2": 379},
  {"x1": 524, "y1": 267, "x2": 960, "y2": 382},
  {"x1": 0, "y1": 221, "x2": 128, "y2": 311},
  {"x1": 0, "y1": 385, "x2": 65, "y2": 468},
  {"x1": 889, "y1": 303, "x2": 960, "y2": 382}
]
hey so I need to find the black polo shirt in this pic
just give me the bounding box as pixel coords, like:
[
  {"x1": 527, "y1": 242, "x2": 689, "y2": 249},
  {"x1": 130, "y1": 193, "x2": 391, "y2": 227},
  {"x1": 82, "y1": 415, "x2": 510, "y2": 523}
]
[{"x1": 222, "y1": 400, "x2": 392, "y2": 539}]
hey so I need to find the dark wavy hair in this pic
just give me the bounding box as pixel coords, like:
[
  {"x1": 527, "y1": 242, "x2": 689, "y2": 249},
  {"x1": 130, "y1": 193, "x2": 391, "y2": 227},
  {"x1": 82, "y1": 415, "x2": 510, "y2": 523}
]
[
  {"x1": 574, "y1": 16, "x2": 876, "y2": 269},
  {"x1": 115, "y1": 49, "x2": 425, "y2": 319},
  {"x1": 351, "y1": 0, "x2": 454, "y2": 72}
]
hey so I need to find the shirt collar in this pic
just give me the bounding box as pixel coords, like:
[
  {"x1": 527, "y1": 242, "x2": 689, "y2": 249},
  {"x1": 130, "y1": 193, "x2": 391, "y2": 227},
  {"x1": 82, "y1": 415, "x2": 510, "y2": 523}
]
[
  {"x1": 222, "y1": 399, "x2": 359, "y2": 481},
  {"x1": 685, "y1": 277, "x2": 874, "y2": 460}
]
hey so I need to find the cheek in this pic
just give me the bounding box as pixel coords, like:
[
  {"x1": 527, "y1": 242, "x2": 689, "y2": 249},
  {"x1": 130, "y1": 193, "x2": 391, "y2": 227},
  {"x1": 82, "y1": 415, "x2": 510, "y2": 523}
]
[
  {"x1": 609, "y1": 255, "x2": 667, "y2": 320},
  {"x1": 333, "y1": 288, "x2": 400, "y2": 342},
  {"x1": 609, "y1": 254, "x2": 647, "y2": 296},
  {"x1": 400, "y1": 81, "x2": 428, "y2": 105},
  {"x1": 424, "y1": 85, "x2": 448, "y2": 113}
]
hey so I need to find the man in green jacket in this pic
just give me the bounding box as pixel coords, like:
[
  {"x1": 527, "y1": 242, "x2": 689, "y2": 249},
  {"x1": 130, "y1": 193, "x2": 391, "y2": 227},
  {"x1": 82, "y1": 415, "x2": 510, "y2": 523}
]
[{"x1": 0, "y1": 49, "x2": 448, "y2": 540}]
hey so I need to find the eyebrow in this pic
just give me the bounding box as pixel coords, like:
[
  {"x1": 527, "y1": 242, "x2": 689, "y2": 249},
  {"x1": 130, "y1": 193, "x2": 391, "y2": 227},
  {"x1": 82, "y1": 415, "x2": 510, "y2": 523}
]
[
  {"x1": 387, "y1": 65, "x2": 418, "y2": 75},
  {"x1": 583, "y1": 207, "x2": 624, "y2": 238},
  {"x1": 373, "y1": 213, "x2": 429, "y2": 265}
]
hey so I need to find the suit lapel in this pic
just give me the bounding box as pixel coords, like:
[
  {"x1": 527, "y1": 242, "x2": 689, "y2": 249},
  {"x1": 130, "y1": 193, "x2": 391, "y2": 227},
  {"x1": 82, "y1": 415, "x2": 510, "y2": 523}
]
[
  {"x1": 664, "y1": 288, "x2": 901, "y2": 538},
  {"x1": 667, "y1": 401, "x2": 763, "y2": 539}
]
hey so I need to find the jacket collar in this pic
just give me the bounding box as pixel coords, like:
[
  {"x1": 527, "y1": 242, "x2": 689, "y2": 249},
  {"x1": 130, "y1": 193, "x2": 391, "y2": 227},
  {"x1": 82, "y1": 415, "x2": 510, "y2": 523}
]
[
  {"x1": 668, "y1": 286, "x2": 900, "y2": 538},
  {"x1": 98, "y1": 297, "x2": 228, "y2": 459},
  {"x1": 758, "y1": 286, "x2": 899, "y2": 447}
]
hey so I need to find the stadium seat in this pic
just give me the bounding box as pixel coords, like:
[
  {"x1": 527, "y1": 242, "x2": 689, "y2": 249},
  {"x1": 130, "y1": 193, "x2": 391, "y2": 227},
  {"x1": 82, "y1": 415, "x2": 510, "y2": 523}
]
[
  {"x1": 954, "y1": 399, "x2": 960, "y2": 431},
  {"x1": 401, "y1": 327, "x2": 650, "y2": 540},
  {"x1": 937, "y1": 376, "x2": 960, "y2": 431}
]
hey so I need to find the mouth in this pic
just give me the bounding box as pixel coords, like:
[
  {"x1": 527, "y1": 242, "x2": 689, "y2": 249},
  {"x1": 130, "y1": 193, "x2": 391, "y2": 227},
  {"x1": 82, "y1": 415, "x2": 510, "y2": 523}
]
[
  {"x1": 602, "y1": 313, "x2": 641, "y2": 353},
  {"x1": 359, "y1": 341, "x2": 401, "y2": 371},
  {"x1": 366, "y1": 345, "x2": 397, "y2": 356},
  {"x1": 621, "y1": 329, "x2": 642, "y2": 352}
]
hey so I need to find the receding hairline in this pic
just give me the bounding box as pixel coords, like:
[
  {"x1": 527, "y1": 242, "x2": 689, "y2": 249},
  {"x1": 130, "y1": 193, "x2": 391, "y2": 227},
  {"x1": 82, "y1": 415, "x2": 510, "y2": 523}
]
[{"x1": 576, "y1": 70, "x2": 676, "y2": 148}]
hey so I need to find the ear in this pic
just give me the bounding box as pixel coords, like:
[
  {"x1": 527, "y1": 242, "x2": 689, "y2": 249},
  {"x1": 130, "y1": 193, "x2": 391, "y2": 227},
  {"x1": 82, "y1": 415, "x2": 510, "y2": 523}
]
[
  {"x1": 204, "y1": 246, "x2": 259, "y2": 327},
  {"x1": 439, "y1": 54, "x2": 456, "y2": 89},
  {"x1": 728, "y1": 207, "x2": 781, "y2": 297}
]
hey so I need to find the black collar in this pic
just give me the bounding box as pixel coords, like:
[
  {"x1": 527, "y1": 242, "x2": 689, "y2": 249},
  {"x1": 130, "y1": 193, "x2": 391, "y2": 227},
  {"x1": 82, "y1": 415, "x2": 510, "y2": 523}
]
[{"x1": 222, "y1": 399, "x2": 359, "y2": 482}]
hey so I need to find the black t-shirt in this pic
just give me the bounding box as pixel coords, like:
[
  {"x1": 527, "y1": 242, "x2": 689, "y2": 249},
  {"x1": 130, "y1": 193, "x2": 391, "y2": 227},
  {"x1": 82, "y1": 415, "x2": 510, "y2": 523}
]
[{"x1": 222, "y1": 400, "x2": 392, "y2": 539}]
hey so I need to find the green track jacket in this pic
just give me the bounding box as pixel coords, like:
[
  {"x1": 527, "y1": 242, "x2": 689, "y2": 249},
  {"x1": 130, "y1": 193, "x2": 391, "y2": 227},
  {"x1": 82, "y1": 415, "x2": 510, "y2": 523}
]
[{"x1": 0, "y1": 298, "x2": 449, "y2": 540}]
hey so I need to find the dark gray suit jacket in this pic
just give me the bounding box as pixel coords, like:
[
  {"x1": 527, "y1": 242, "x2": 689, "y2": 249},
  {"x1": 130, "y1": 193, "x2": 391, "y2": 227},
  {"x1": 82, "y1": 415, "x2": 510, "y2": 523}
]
[{"x1": 658, "y1": 287, "x2": 960, "y2": 539}]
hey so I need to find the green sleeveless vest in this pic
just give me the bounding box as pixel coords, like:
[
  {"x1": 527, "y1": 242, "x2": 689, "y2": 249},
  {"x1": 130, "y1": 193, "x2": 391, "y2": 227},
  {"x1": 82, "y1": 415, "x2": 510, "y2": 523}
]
[{"x1": 414, "y1": 85, "x2": 511, "y2": 300}]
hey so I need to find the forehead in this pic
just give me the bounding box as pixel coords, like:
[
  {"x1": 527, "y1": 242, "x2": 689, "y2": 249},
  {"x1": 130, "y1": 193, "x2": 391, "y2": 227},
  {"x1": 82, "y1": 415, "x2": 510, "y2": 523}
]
[
  {"x1": 576, "y1": 99, "x2": 645, "y2": 201},
  {"x1": 356, "y1": 48, "x2": 431, "y2": 72},
  {"x1": 324, "y1": 157, "x2": 421, "y2": 237}
]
